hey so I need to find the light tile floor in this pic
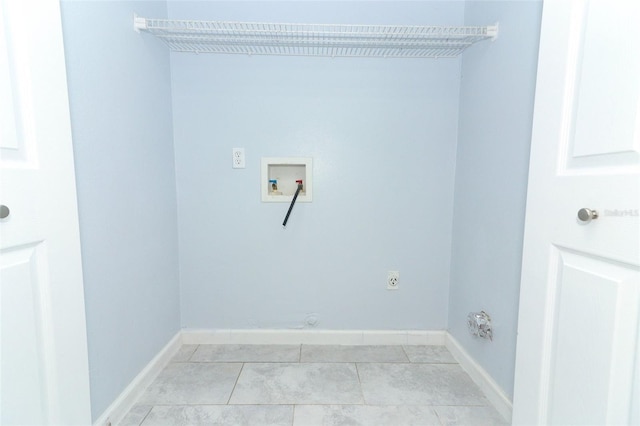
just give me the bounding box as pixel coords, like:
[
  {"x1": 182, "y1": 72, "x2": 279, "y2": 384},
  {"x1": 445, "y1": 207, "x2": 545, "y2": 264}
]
[{"x1": 118, "y1": 344, "x2": 508, "y2": 426}]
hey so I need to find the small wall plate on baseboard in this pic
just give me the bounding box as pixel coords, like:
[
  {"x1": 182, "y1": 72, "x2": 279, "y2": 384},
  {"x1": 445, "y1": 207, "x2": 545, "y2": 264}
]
[{"x1": 387, "y1": 271, "x2": 399, "y2": 290}]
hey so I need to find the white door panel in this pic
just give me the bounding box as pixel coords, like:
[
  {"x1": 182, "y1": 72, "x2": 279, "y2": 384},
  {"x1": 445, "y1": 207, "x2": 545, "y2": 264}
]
[
  {"x1": 570, "y1": 1, "x2": 640, "y2": 163},
  {"x1": 563, "y1": 0, "x2": 640, "y2": 172},
  {"x1": 513, "y1": 0, "x2": 640, "y2": 424},
  {"x1": 546, "y1": 248, "x2": 639, "y2": 425},
  {"x1": 1, "y1": 243, "x2": 50, "y2": 424},
  {"x1": 0, "y1": 14, "x2": 18, "y2": 152},
  {"x1": 0, "y1": 0, "x2": 91, "y2": 424},
  {"x1": 0, "y1": 1, "x2": 37, "y2": 168}
]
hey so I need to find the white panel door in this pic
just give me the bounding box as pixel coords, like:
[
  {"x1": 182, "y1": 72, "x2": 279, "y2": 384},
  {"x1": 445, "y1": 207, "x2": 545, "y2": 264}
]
[
  {"x1": 513, "y1": 1, "x2": 640, "y2": 425},
  {"x1": 0, "y1": 0, "x2": 91, "y2": 424}
]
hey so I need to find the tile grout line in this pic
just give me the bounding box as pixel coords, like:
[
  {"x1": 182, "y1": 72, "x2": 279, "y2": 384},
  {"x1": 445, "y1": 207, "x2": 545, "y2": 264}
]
[
  {"x1": 354, "y1": 362, "x2": 367, "y2": 406},
  {"x1": 400, "y1": 345, "x2": 412, "y2": 363},
  {"x1": 225, "y1": 362, "x2": 245, "y2": 405},
  {"x1": 186, "y1": 344, "x2": 199, "y2": 362},
  {"x1": 291, "y1": 404, "x2": 296, "y2": 426},
  {"x1": 136, "y1": 405, "x2": 154, "y2": 426},
  {"x1": 433, "y1": 406, "x2": 446, "y2": 426}
]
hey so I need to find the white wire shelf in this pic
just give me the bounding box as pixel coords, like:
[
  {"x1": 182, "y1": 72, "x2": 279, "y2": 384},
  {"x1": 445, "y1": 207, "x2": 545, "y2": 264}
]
[{"x1": 134, "y1": 16, "x2": 498, "y2": 58}]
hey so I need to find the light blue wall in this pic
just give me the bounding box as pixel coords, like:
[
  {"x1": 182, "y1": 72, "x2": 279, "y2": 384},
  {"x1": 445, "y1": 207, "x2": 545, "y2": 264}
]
[
  {"x1": 59, "y1": 0, "x2": 542, "y2": 416},
  {"x1": 61, "y1": 1, "x2": 180, "y2": 420},
  {"x1": 168, "y1": 1, "x2": 464, "y2": 330},
  {"x1": 449, "y1": 1, "x2": 542, "y2": 399}
]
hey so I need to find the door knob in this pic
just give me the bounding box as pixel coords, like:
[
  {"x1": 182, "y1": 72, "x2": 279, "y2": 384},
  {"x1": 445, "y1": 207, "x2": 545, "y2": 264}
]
[
  {"x1": 0, "y1": 205, "x2": 9, "y2": 219},
  {"x1": 577, "y1": 208, "x2": 598, "y2": 224}
]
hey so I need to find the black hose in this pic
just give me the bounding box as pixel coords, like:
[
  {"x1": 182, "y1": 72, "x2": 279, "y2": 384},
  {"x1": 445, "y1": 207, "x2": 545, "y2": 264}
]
[{"x1": 282, "y1": 184, "x2": 303, "y2": 227}]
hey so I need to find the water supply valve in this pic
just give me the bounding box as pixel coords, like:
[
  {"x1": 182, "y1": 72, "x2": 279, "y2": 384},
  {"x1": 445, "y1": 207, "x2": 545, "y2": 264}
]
[{"x1": 467, "y1": 311, "x2": 493, "y2": 341}]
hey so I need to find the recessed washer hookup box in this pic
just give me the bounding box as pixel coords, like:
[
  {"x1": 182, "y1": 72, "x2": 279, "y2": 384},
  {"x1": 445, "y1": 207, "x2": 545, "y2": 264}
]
[{"x1": 261, "y1": 157, "x2": 313, "y2": 203}]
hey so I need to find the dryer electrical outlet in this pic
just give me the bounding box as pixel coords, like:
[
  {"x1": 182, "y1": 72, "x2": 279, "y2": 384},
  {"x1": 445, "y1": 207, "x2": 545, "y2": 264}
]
[{"x1": 387, "y1": 271, "x2": 399, "y2": 290}]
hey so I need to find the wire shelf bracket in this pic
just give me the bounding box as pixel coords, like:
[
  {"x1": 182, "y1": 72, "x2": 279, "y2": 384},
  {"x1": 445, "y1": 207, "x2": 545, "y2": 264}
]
[{"x1": 133, "y1": 15, "x2": 498, "y2": 59}]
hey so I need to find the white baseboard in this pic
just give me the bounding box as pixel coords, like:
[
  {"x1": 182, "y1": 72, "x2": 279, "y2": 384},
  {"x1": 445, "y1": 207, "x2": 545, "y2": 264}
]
[
  {"x1": 93, "y1": 331, "x2": 182, "y2": 426},
  {"x1": 445, "y1": 333, "x2": 513, "y2": 423},
  {"x1": 181, "y1": 329, "x2": 446, "y2": 346}
]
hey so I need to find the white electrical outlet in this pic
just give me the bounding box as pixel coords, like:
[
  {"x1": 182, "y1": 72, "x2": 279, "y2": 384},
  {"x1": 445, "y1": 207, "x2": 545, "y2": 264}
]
[
  {"x1": 387, "y1": 271, "x2": 399, "y2": 290},
  {"x1": 232, "y1": 148, "x2": 245, "y2": 169}
]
